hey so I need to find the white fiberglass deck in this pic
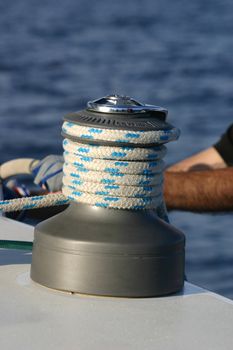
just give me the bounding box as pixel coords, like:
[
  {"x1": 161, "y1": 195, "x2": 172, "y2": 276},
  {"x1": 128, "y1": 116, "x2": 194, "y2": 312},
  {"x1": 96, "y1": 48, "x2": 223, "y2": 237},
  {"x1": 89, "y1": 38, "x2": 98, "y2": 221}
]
[{"x1": 0, "y1": 216, "x2": 233, "y2": 350}]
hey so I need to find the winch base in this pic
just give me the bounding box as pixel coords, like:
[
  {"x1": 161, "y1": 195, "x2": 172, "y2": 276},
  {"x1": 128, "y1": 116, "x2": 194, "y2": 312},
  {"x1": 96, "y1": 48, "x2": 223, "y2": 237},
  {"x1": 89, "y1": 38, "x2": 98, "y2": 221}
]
[{"x1": 31, "y1": 203, "x2": 185, "y2": 297}]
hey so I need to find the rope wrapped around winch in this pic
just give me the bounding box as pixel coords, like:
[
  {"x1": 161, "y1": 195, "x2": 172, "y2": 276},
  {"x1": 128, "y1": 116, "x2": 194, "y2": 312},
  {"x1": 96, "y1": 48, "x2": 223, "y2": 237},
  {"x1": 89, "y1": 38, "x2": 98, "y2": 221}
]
[{"x1": 0, "y1": 122, "x2": 180, "y2": 221}]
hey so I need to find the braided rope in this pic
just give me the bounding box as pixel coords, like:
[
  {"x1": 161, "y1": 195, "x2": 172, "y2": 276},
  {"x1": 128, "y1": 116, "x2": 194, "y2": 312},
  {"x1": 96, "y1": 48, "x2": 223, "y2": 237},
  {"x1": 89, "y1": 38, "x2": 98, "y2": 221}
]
[
  {"x1": 61, "y1": 124, "x2": 179, "y2": 211},
  {"x1": 0, "y1": 193, "x2": 68, "y2": 213},
  {"x1": 63, "y1": 139, "x2": 167, "y2": 160},
  {"x1": 0, "y1": 122, "x2": 180, "y2": 218},
  {"x1": 62, "y1": 122, "x2": 179, "y2": 144}
]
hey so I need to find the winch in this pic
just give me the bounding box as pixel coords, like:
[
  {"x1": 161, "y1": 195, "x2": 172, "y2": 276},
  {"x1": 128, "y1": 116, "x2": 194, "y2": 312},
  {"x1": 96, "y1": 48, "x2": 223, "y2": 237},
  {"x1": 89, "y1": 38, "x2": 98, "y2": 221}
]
[{"x1": 30, "y1": 95, "x2": 185, "y2": 297}]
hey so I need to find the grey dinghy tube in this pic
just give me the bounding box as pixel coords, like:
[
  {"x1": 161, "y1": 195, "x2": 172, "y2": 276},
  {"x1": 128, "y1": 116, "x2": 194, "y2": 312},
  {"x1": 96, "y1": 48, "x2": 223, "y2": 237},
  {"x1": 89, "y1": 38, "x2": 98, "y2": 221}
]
[{"x1": 31, "y1": 95, "x2": 185, "y2": 297}]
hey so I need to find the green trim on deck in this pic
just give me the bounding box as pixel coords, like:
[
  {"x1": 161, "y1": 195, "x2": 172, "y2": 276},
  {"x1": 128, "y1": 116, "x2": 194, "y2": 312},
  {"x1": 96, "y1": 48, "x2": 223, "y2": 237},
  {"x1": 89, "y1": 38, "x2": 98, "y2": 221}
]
[{"x1": 0, "y1": 240, "x2": 33, "y2": 251}]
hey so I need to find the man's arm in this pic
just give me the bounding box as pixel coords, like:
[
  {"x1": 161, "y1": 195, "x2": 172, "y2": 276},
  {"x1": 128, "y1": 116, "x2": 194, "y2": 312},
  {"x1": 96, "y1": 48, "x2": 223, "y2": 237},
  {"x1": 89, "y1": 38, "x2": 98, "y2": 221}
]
[
  {"x1": 164, "y1": 168, "x2": 233, "y2": 212},
  {"x1": 168, "y1": 124, "x2": 233, "y2": 172},
  {"x1": 168, "y1": 147, "x2": 227, "y2": 172}
]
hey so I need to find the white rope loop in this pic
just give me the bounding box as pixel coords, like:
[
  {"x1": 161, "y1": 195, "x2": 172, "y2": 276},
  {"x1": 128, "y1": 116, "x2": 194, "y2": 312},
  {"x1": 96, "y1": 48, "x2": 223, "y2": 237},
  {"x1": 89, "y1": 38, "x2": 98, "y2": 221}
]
[
  {"x1": 0, "y1": 193, "x2": 68, "y2": 213},
  {"x1": 0, "y1": 119, "x2": 179, "y2": 216},
  {"x1": 63, "y1": 139, "x2": 167, "y2": 161},
  {"x1": 62, "y1": 176, "x2": 162, "y2": 197},
  {"x1": 63, "y1": 122, "x2": 180, "y2": 144},
  {"x1": 63, "y1": 152, "x2": 165, "y2": 174},
  {"x1": 62, "y1": 122, "x2": 180, "y2": 210}
]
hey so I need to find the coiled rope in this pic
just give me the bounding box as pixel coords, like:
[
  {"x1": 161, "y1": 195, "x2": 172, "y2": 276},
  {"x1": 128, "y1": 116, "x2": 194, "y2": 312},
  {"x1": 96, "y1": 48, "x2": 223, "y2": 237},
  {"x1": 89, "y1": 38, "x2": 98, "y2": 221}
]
[{"x1": 0, "y1": 122, "x2": 180, "y2": 220}]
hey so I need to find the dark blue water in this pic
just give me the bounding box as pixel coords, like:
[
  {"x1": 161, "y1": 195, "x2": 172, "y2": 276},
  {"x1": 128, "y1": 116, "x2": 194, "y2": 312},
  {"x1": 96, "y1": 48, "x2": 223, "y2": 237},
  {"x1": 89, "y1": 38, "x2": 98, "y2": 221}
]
[{"x1": 0, "y1": 0, "x2": 233, "y2": 298}]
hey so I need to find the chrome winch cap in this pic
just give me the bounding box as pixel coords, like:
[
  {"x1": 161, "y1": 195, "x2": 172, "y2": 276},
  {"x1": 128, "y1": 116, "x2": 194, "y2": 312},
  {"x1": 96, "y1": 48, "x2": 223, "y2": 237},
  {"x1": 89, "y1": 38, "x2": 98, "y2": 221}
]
[
  {"x1": 87, "y1": 95, "x2": 168, "y2": 117},
  {"x1": 64, "y1": 94, "x2": 173, "y2": 132}
]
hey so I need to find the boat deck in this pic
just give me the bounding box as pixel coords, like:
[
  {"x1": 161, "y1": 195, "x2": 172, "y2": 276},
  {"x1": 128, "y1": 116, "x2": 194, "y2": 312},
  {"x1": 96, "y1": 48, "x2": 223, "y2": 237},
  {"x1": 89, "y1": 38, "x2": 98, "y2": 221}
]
[{"x1": 0, "y1": 217, "x2": 233, "y2": 350}]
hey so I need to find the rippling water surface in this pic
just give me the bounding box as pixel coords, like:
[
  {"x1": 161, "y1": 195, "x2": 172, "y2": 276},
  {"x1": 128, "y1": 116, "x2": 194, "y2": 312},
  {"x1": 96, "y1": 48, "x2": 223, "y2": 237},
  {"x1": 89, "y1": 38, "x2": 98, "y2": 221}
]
[{"x1": 0, "y1": 0, "x2": 233, "y2": 298}]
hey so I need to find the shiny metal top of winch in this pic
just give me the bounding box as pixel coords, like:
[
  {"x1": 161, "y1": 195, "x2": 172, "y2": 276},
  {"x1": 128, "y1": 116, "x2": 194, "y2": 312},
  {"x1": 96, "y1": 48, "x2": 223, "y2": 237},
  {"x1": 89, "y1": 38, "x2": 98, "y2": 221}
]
[
  {"x1": 64, "y1": 94, "x2": 172, "y2": 132},
  {"x1": 87, "y1": 95, "x2": 168, "y2": 116}
]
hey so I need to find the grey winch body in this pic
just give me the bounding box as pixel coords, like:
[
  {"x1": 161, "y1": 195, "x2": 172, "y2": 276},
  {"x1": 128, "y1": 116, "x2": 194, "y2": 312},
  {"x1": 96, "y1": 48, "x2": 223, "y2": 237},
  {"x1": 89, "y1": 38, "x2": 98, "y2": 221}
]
[{"x1": 31, "y1": 95, "x2": 185, "y2": 297}]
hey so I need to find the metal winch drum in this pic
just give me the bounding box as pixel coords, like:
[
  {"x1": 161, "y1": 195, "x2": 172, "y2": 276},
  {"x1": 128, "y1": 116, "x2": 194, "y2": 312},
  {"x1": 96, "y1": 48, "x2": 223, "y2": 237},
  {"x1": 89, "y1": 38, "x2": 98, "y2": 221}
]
[{"x1": 31, "y1": 95, "x2": 185, "y2": 297}]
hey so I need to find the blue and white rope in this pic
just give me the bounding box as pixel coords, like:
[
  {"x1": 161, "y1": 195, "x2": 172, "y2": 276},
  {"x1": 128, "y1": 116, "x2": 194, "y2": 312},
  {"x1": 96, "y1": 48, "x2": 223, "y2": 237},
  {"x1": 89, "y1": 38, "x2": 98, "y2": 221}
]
[
  {"x1": 0, "y1": 122, "x2": 180, "y2": 218},
  {"x1": 62, "y1": 123, "x2": 179, "y2": 212},
  {"x1": 62, "y1": 122, "x2": 179, "y2": 144},
  {"x1": 63, "y1": 139, "x2": 167, "y2": 161},
  {"x1": 0, "y1": 193, "x2": 69, "y2": 212}
]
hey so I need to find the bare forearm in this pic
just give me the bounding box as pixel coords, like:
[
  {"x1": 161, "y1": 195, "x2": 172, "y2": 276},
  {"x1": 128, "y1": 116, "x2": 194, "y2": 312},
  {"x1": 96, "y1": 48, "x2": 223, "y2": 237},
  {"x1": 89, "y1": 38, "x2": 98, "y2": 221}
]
[
  {"x1": 164, "y1": 168, "x2": 233, "y2": 212},
  {"x1": 168, "y1": 147, "x2": 227, "y2": 172}
]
